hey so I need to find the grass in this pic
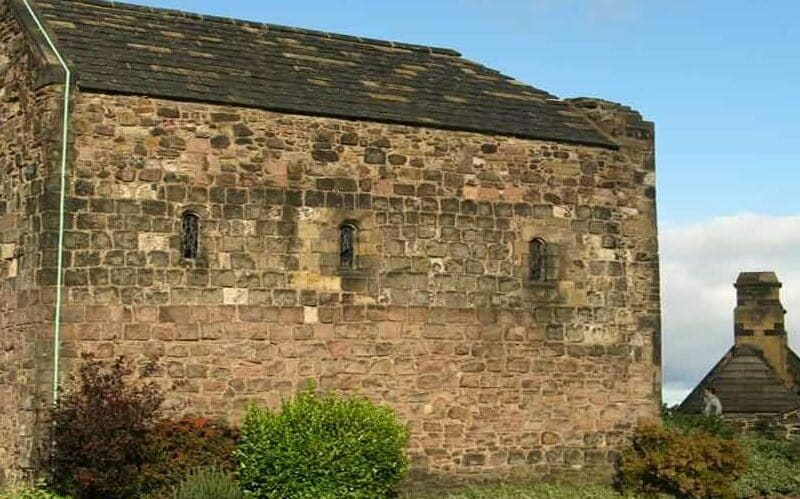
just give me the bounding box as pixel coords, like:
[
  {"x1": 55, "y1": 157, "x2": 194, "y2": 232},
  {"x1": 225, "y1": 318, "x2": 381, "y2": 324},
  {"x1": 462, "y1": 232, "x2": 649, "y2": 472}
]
[{"x1": 404, "y1": 483, "x2": 626, "y2": 498}]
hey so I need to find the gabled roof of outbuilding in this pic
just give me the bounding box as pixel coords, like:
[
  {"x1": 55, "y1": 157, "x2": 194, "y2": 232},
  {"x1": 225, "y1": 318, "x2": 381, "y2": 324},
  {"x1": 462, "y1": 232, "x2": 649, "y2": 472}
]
[
  {"x1": 25, "y1": 0, "x2": 616, "y2": 148},
  {"x1": 788, "y1": 347, "x2": 800, "y2": 381},
  {"x1": 679, "y1": 344, "x2": 800, "y2": 415}
]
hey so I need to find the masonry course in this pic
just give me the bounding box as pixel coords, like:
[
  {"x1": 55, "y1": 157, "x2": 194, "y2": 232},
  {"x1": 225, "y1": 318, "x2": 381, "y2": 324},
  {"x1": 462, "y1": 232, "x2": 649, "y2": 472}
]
[{"x1": 0, "y1": 0, "x2": 660, "y2": 486}]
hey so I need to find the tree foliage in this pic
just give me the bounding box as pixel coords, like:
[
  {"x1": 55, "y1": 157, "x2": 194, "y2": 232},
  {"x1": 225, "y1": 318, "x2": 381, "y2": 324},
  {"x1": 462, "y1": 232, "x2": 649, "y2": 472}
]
[{"x1": 617, "y1": 423, "x2": 747, "y2": 498}]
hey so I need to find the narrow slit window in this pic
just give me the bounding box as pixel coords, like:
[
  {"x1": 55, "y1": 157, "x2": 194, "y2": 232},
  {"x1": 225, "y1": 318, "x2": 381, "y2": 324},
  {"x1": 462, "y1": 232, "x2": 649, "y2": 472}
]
[
  {"x1": 182, "y1": 212, "x2": 199, "y2": 259},
  {"x1": 339, "y1": 223, "x2": 356, "y2": 269},
  {"x1": 529, "y1": 238, "x2": 546, "y2": 283}
]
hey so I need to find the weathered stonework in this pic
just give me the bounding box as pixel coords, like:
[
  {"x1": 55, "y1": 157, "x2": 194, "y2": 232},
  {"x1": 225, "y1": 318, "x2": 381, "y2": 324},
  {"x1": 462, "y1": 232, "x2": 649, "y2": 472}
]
[
  {"x1": 0, "y1": 1, "x2": 64, "y2": 485},
  {"x1": 0, "y1": 0, "x2": 661, "y2": 487},
  {"x1": 728, "y1": 410, "x2": 800, "y2": 440},
  {"x1": 733, "y1": 273, "x2": 791, "y2": 382},
  {"x1": 34, "y1": 93, "x2": 657, "y2": 483}
]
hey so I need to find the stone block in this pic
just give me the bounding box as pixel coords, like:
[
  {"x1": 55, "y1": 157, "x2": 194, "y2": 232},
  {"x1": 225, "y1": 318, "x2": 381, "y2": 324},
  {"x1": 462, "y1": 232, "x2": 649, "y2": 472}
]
[{"x1": 223, "y1": 288, "x2": 249, "y2": 305}]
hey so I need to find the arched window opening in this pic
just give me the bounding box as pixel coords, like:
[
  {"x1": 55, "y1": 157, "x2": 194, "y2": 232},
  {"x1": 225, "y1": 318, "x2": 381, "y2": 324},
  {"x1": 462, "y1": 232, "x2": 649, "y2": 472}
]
[
  {"x1": 339, "y1": 222, "x2": 357, "y2": 269},
  {"x1": 529, "y1": 238, "x2": 547, "y2": 283},
  {"x1": 181, "y1": 212, "x2": 200, "y2": 259}
]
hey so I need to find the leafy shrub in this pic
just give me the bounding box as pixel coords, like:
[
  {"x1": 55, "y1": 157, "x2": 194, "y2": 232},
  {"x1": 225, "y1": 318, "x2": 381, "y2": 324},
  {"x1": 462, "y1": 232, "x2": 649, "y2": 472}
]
[
  {"x1": 616, "y1": 423, "x2": 747, "y2": 498},
  {"x1": 171, "y1": 467, "x2": 243, "y2": 499},
  {"x1": 0, "y1": 486, "x2": 70, "y2": 499},
  {"x1": 735, "y1": 436, "x2": 800, "y2": 497},
  {"x1": 662, "y1": 409, "x2": 735, "y2": 439},
  {"x1": 236, "y1": 386, "x2": 410, "y2": 498},
  {"x1": 0, "y1": 492, "x2": 69, "y2": 499},
  {"x1": 139, "y1": 417, "x2": 237, "y2": 497},
  {"x1": 750, "y1": 416, "x2": 785, "y2": 440},
  {"x1": 49, "y1": 355, "x2": 163, "y2": 499}
]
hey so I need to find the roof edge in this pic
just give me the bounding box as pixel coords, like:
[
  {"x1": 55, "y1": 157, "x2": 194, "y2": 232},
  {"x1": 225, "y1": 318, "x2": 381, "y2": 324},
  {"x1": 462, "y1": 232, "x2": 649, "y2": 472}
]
[
  {"x1": 677, "y1": 345, "x2": 736, "y2": 412},
  {"x1": 567, "y1": 97, "x2": 652, "y2": 123},
  {"x1": 566, "y1": 97, "x2": 654, "y2": 142},
  {"x1": 76, "y1": 85, "x2": 621, "y2": 149},
  {"x1": 64, "y1": 0, "x2": 462, "y2": 57},
  {"x1": 7, "y1": 0, "x2": 73, "y2": 87},
  {"x1": 787, "y1": 347, "x2": 800, "y2": 387}
]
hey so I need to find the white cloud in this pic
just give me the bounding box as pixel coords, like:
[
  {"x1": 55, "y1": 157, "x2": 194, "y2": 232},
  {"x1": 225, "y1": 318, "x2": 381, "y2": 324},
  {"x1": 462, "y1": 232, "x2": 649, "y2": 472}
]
[{"x1": 661, "y1": 213, "x2": 800, "y2": 406}]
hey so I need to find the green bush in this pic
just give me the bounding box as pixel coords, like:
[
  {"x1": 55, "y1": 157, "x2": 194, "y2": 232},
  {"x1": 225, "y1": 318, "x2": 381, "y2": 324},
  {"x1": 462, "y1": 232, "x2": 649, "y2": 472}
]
[
  {"x1": 236, "y1": 386, "x2": 410, "y2": 498},
  {"x1": 735, "y1": 436, "x2": 800, "y2": 497},
  {"x1": 139, "y1": 417, "x2": 237, "y2": 497},
  {"x1": 0, "y1": 492, "x2": 69, "y2": 499},
  {"x1": 171, "y1": 468, "x2": 243, "y2": 499},
  {"x1": 616, "y1": 423, "x2": 747, "y2": 498},
  {"x1": 750, "y1": 416, "x2": 784, "y2": 440},
  {"x1": 0, "y1": 483, "x2": 71, "y2": 499},
  {"x1": 0, "y1": 493, "x2": 68, "y2": 499},
  {"x1": 662, "y1": 410, "x2": 735, "y2": 440}
]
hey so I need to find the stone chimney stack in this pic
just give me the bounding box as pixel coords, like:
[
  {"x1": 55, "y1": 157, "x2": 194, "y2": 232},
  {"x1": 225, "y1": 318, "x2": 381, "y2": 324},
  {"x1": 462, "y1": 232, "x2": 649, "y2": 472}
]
[{"x1": 734, "y1": 272, "x2": 789, "y2": 383}]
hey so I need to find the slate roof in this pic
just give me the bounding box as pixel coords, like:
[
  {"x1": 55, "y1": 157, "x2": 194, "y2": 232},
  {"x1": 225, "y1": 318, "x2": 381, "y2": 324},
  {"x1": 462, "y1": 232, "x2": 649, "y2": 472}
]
[
  {"x1": 679, "y1": 345, "x2": 800, "y2": 415},
  {"x1": 789, "y1": 348, "x2": 800, "y2": 388},
  {"x1": 28, "y1": 0, "x2": 615, "y2": 148}
]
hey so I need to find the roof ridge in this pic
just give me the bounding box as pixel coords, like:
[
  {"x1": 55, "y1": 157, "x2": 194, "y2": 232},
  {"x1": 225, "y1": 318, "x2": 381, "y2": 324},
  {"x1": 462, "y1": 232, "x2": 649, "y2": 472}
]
[
  {"x1": 56, "y1": 0, "x2": 462, "y2": 56},
  {"x1": 33, "y1": 0, "x2": 619, "y2": 147},
  {"x1": 678, "y1": 344, "x2": 800, "y2": 414}
]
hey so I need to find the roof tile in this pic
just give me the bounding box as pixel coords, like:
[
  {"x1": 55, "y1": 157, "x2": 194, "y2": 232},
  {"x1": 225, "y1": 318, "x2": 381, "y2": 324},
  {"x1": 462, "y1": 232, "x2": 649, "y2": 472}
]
[
  {"x1": 679, "y1": 345, "x2": 800, "y2": 415},
  {"x1": 34, "y1": 0, "x2": 616, "y2": 147}
]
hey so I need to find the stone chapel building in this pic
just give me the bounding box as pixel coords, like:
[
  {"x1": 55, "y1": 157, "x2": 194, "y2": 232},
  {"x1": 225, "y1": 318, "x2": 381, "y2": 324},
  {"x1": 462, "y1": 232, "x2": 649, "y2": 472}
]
[
  {"x1": 679, "y1": 272, "x2": 800, "y2": 435},
  {"x1": 0, "y1": 0, "x2": 661, "y2": 485}
]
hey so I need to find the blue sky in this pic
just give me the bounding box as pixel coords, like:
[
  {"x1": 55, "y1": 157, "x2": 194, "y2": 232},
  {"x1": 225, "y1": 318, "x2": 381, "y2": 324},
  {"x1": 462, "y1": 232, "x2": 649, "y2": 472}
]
[{"x1": 115, "y1": 0, "x2": 800, "y2": 403}]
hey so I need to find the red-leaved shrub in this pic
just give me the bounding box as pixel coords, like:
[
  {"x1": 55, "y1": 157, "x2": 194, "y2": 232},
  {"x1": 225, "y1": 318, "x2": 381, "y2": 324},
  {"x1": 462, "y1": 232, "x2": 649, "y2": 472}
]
[
  {"x1": 49, "y1": 355, "x2": 163, "y2": 499},
  {"x1": 139, "y1": 417, "x2": 238, "y2": 497}
]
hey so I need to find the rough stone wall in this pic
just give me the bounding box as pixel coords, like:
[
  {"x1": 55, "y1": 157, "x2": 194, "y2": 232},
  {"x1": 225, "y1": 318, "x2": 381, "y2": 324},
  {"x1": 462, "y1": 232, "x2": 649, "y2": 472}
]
[
  {"x1": 784, "y1": 410, "x2": 800, "y2": 439},
  {"x1": 566, "y1": 97, "x2": 660, "y2": 366},
  {"x1": 727, "y1": 410, "x2": 800, "y2": 440},
  {"x1": 0, "y1": 3, "x2": 64, "y2": 485},
  {"x1": 44, "y1": 90, "x2": 661, "y2": 482}
]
